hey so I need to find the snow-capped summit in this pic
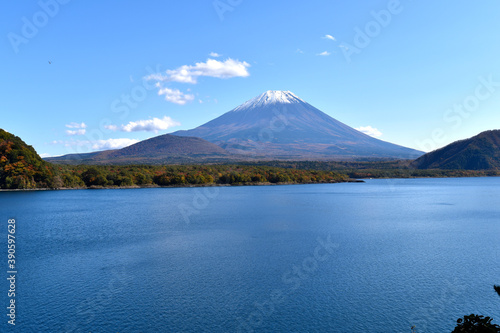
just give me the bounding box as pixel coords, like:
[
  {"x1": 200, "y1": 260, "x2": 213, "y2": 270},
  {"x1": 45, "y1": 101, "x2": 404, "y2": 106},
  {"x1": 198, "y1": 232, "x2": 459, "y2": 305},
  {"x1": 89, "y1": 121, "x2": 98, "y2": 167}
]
[
  {"x1": 172, "y1": 90, "x2": 423, "y2": 159},
  {"x1": 232, "y1": 90, "x2": 305, "y2": 112}
]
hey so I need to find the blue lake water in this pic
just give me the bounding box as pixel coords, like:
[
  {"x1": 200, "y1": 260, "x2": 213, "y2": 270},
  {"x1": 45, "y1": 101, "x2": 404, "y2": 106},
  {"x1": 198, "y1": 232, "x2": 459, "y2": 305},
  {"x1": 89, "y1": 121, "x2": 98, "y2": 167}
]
[{"x1": 1, "y1": 178, "x2": 499, "y2": 332}]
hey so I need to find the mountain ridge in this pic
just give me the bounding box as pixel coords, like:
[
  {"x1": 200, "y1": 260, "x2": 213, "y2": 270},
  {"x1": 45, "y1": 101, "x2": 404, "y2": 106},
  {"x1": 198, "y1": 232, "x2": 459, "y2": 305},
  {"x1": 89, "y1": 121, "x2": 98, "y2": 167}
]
[
  {"x1": 412, "y1": 130, "x2": 500, "y2": 170},
  {"x1": 172, "y1": 90, "x2": 423, "y2": 159},
  {"x1": 48, "y1": 91, "x2": 424, "y2": 164},
  {"x1": 46, "y1": 134, "x2": 232, "y2": 165}
]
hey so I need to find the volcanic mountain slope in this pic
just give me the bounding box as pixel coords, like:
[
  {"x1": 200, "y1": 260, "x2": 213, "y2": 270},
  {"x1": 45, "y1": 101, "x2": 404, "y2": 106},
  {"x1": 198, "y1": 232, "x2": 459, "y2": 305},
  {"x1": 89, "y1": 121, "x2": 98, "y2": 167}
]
[
  {"x1": 47, "y1": 134, "x2": 231, "y2": 165},
  {"x1": 411, "y1": 130, "x2": 500, "y2": 170},
  {"x1": 172, "y1": 90, "x2": 423, "y2": 159}
]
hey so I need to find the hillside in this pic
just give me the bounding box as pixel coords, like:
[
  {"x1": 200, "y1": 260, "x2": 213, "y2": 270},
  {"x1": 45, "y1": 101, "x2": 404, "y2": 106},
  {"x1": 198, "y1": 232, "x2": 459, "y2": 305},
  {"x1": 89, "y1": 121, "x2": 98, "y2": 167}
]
[
  {"x1": 412, "y1": 130, "x2": 500, "y2": 170},
  {"x1": 47, "y1": 134, "x2": 232, "y2": 165},
  {"x1": 0, "y1": 129, "x2": 57, "y2": 189},
  {"x1": 106, "y1": 134, "x2": 229, "y2": 159},
  {"x1": 173, "y1": 90, "x2": 423, "y2": 159}
]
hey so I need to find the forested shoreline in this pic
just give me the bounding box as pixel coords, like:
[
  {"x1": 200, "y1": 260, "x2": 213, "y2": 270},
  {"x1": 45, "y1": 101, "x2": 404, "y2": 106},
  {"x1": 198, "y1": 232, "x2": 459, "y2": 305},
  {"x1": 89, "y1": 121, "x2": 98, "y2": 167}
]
[
  {"x1": 3, "y1": 161, "x2": 500, "y2": 191},
  {"x1": 0, "y1": 163, "x2": 351, "y2": 190},
  {"x1": 1, "y1": 129, "x2": 499, "y2": 190}
]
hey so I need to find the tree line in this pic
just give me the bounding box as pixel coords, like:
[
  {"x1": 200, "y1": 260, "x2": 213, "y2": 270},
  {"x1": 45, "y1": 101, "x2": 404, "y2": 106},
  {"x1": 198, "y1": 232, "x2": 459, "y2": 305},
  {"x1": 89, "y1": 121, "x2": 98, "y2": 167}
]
[
  {"x1": 1, "y1": 163, "x2": 350, "y2": 189},
  {"x1": 238, "y1": 160, "x2": 500, "y2": 178},
  {"x1": 2, "y1": 128, "x2": 499, "y2": 190}
]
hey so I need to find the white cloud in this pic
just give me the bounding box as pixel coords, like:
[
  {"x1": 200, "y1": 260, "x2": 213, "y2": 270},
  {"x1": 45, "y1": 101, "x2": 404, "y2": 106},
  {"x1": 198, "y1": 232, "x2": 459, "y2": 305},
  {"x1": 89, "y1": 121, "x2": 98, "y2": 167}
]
[
  {"x1": 51, "y1": 138, "x2": 139, "y2": 151},
  {"x1": 356, "y1": 126, "x2": 383, "y2": 138},
  {"x1": 65, "y1": 122, "x2": 86, "y2": 129},
  {"x1": 145, "y1": 58, "x2": 251, "y2": 84},
  {"x1": 104, "y1": 125, "x2": 118, "y2": 131},
  {"x1": 317, "y1": 51, "x2": 331, "y2": 56},
  {"x1": 296, "y1": 49, "x2": 304, "y2": 54},
  {"x1": 105, "y1": 116, "x2": 181, "y2": 133},
  {"x1": 209, "y1": 52, "x2": 222, "y2": 57},
  {"x1": 66, "y1": 129, "x2": 86, "y2": 136},
  {"x1": 91, "y1": 138, "x2": 139, "y2": 150},
  {"x1": 39, "y1": 153, "x2": 52, "y2": 158},
  {"x1": 323, "y1": 34, "x2": 336, "y2": 41},
  {"x1": 158, "y1": 87, "x2": 195, "y2": 105}
]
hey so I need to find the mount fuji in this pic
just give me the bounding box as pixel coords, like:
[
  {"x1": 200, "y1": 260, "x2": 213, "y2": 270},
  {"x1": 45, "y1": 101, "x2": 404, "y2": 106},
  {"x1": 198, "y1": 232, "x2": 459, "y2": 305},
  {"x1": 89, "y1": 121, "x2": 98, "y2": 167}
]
[{"x1": 172, "y1": 90, "x2": 423, "y2": 159}]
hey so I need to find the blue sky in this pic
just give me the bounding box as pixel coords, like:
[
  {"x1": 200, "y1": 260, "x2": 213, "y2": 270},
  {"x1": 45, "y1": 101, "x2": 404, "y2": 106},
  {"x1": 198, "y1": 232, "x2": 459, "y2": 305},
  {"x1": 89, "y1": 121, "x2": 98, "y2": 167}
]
[{"x1": 2, "y1": 0, "x2": 500, "y2": 157}]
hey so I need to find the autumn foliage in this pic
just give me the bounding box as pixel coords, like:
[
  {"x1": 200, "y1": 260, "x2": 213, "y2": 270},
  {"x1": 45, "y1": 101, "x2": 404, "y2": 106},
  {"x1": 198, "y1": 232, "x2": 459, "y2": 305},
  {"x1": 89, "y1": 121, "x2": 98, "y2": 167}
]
[
  {"x1": 3, "y1": 128, "x2": 498, "y2": 190},
  {"x1": 0, "y1": 128, "x2": 349, "y2": 189},
  {"x1": 0, "y1": 129, "x2": 57, "y2": 189},
  {"x1": 58, "y1": 164, "x2": 349, "y2": 188}
]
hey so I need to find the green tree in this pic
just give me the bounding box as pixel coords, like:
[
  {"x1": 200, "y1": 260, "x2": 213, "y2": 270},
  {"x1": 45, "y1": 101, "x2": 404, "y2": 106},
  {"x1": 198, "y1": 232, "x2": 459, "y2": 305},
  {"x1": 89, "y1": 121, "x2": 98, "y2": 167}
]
[
  {"x1": 62, "y1": 172, "x2": 85, "y2": 188},
  {"x1": 0, "y1": 129, "x2": 57, "y2": 189},
  {"x1": 494, "y1": 285, "x2": 500, "y2": 297},
  {"x1": 451, "y1": 314, "x2": 500, "y2": 333},
  {"x1": 134, "y1": 172, "x2": 152, "y2": 185},
  {"x1": 452, "y1": 285, "x2": 500, "y2": 332},
  {"x1": 81, "y1": 167, "x2": 107, "y2": 186}
]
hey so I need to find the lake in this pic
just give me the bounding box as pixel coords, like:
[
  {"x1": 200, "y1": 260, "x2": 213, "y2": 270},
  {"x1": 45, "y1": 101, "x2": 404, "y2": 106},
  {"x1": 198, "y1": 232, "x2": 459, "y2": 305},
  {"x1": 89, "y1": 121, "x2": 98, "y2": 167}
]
[{"x1": 1, "y1": 178, "x2": 499, "y2": 332}]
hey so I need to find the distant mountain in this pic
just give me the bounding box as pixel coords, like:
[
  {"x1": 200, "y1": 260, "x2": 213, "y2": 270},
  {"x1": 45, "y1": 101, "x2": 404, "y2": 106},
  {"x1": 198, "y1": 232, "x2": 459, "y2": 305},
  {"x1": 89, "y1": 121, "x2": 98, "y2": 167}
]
[
  {"x1": 47, "y1": 134, "x2": 231, "y2": 165},
  {"x1": 49, "y1": 91, "x2": 423, "y2": 164},
  {"x1": 412, "y1": 130, "x2": 500, "y2": 170},
  {"x1": 172, "y1": 90, "x2": 423, "y2": 159},
  {"x1": 0, "y1": 129, "x2": 56, "y2": 188}
]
